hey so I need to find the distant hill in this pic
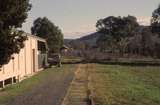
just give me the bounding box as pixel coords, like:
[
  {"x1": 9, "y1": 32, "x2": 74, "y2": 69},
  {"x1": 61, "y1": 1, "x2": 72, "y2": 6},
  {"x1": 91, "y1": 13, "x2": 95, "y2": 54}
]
[
  {"x1": 78, "y1": 32, "x2": 100, "y2": 41},
  {"x1": 64, "y1": 39, "x2": 73, "y2": 46},
  {"x1": 64, "y1": 32, "x2": 102, "y2": 48},
  {"x1": 77, "y1": 32, "x2": 101, "y2": 46}
]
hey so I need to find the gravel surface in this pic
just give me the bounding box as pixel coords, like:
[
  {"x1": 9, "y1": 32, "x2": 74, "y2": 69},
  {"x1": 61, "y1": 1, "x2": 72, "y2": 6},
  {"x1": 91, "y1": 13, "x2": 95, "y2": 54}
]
[{"x1": 6, "y1": 69, "x2": 75, "y2": 105}]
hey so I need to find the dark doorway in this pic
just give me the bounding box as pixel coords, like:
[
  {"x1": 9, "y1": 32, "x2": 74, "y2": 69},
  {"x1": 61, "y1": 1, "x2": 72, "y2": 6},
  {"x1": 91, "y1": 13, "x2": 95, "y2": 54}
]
[{"x1": 32, "y1": 49, "x2": 36, "y2": 72}]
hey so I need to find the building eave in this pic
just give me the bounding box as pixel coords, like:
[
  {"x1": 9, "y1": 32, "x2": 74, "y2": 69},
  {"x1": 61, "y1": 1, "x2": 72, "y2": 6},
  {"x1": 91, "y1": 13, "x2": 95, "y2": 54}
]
[{"x1": 24, "y1": 33, "x2": 46, "y2": 42}]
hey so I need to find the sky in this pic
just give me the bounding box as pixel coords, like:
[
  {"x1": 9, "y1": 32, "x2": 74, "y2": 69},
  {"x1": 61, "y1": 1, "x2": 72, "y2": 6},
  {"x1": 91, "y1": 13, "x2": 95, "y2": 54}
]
[{"x1": 22, "y1": 0, "x2": 160, "y2": 39}]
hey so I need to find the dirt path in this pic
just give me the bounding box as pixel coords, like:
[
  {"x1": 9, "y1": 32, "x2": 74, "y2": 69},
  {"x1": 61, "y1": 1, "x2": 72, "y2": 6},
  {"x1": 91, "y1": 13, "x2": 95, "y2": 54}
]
[
  {"x1": 6, "y1": 66, "x2": 77, "y2": 105},
  {"x1": 61, "y1": 64, "x2": 93, "y2": 105}
]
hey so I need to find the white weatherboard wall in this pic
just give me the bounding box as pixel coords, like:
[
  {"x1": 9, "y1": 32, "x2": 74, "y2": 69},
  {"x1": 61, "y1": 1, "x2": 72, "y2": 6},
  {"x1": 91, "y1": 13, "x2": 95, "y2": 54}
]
[{"x1": 0, "y1": 35, "x2": 42, "y2": 82}]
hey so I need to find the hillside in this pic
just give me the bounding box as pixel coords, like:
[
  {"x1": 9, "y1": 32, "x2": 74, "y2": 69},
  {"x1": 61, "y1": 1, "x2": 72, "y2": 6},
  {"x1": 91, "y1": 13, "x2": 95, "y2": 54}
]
[{"x1": 64, "y1": 32, "x2": 101, "y2": 48}]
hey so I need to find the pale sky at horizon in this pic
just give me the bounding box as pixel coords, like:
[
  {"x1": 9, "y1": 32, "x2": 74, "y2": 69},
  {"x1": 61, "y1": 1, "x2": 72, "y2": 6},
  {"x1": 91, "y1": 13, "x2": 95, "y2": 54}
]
[{"x1": 22, "y1": 0, "x2": 160, "y2": 39}]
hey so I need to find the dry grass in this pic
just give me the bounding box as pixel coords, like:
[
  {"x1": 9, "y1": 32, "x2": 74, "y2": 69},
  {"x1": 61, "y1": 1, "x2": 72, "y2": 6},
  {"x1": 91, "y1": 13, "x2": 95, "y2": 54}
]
[{"x1": 62, "y1": 64, "x2": 90, "y2": 105}]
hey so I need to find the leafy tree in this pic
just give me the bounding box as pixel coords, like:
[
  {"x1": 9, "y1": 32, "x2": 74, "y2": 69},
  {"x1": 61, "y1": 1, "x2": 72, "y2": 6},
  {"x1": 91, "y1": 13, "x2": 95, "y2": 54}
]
[
  {"x1": 96, "y1": 15, "x2": 139, "y2": 52},
  {"x1": 0, "y1": 0, "x2": 31, "y2": 66},
  {"x1": 126, "y1": 26, "x2": 160, "y2": 58},
  {"x1": 151, "y1": 4, "x2": 160, "y2": 35},
  {"x1": 31, "y1": 17, "x2": 64, "y2": 53},
  {"x1": 151, "y1": 4, "x2": 160, "y2": 58}
]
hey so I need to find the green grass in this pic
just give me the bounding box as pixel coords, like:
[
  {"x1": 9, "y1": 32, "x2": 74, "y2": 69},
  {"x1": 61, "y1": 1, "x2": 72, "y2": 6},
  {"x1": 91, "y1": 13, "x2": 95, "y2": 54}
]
[
  {"x1": 0, "y1": 64, "x2": 76, "y2": 105},
  {"x1": 90, "y1": 64, "x2": 160, "y2": 105}
]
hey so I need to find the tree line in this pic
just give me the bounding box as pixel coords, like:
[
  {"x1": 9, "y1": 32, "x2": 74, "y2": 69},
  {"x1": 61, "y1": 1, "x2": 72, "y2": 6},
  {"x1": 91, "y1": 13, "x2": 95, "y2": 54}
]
[{"x1": 96, "y1": 4, "x2": 160, "y2": 58}]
